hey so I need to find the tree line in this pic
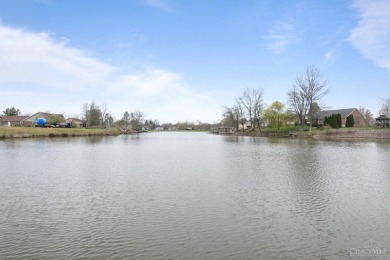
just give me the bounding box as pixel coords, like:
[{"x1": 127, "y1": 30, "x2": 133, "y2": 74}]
[
  {"x1": 2, "y1": 65, "x2": 387, "y2": 129},
  {"x1": 81, "y1": 101, "x2": 152, "y2": 131},
  {"x1": 0, "y1": 103, "x2": 214, "y2": 131},
  {"x1": 221, "y1": 66, "x2": 379, "y2": 130},
  {"x1": 222, "y1": 66, "x2": 330, "y2": 130}
]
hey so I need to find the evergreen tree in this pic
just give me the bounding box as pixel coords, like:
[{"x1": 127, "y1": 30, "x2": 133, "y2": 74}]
[
  {"x1": 328, "y1": 114, "x2": 335, "y2": 128},
  {"x1": 346, "y1": 114, "x2": 354, "y2": 127},
  {"x1": 337, "y1": 114, "x2": 342, "y2": 128},
  {"x1": 2, "y1": 107, "x2": 21, "y2": 116},
  {"x1": 327, "y1": 113, "x2": 342, "y2": 128},
  {"x1": 332, "y1": 115, "x2": 336, "y2": 128}
]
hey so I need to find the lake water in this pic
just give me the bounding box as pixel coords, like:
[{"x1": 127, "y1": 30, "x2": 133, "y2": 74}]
[{"x1": 1, "y1": 132, "x2": 390, "y2": 259}]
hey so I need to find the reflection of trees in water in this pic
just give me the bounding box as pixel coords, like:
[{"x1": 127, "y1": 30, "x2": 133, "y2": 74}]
[
  {"x1": 223, "y1": 136, "x2": 243, "y2": 143},
  {"x1": 121, "y1": 135, "x2": 142, "y2": 143},
  {"x1": 223, "y1": 136, "x2": 290, "y2": 144},
  {"x1": 84, "y1": 136, "x2": 114, "y2": 144}
]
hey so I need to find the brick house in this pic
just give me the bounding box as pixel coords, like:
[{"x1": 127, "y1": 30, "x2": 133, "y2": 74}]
[
  {"x1": 0, "y1": 116, "x2": 29, "y2": 126},
  {"x1": 312, "y1": 108, "x2": 365, "y2": 127},
  {"x1": 66, "y1": 118, "x2": 87, "y2": 128},
  {"x1": 21, "y1": 112, "x2": 65, "y2": 126}
]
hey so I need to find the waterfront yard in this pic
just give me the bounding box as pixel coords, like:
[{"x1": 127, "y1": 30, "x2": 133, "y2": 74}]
[
  {"x1": 235, "y1": 127, "x2": 390, "y2": 140},
  {"x1": 0, "y1": 126, "x2": 120, "y2": 139}
]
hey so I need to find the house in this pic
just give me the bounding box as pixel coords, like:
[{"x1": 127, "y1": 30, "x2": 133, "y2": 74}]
[
  {"x1": 312, "y1": 108, "x2": 364, "y2": 127},
  {"x1": 0, "y1": 116, "x2": 29, "y2": 126},
  {"x1": 66, "y1": 118, "x2": 87, "y2": 128},
  {"x1": 239, "y1": 121, "x2": 252, "y2": 130},
  {"x1": 239, "y1": 120, "x2": 267, "y2": 130},
  {"x1": 21, "y1": 112, "x2": 65, "y2": 126}
]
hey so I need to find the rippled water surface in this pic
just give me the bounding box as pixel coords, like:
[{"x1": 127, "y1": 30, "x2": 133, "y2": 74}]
[{"x1": 1, "y1": 132, "x2": 390, "y2": 259}]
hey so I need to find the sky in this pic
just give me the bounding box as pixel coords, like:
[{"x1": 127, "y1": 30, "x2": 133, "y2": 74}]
[{"x1": 0, "y1": 0, "x2": 389, "y2": 123}]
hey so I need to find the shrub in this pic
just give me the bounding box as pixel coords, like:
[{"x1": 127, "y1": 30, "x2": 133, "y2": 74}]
[
  {"x1": 346, "y1": 114, "x2": 355, "y2": 128},
  {"x1": 325, "y1": 113, "x2": 341, "y2": 129},
  {"x1": 319, "y1": 125, "x2": 331, "y2": 131}
]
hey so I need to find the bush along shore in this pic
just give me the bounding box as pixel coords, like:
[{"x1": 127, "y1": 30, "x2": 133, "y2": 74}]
[{"x1": 0, "y1": 127, "x2": 120, "y2": 139}]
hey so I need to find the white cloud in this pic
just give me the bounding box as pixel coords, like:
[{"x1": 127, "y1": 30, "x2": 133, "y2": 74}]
[
  {"x1": 0, "y1": 24, "x2": 219, "y2": 123},
  {"x1": 0, "y1": 25, "x2": 115, "y2": 91},
  {"x1": 110, "y1": 68, "x2": 220, "y2": 123},
  {"x1": 323, "y1": 50, "x2": 336, "y2": 67},
  {"x1": 265, "y1": 20, "x2": 295, "y2": 55},
  {"x1": 349, "y1": 0, "x2": 390, "y2": 72},
  {"x1": 113, "y1": 68, "x2": 182, "y2": 97}
]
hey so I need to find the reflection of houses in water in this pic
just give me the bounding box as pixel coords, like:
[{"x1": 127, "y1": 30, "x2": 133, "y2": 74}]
[{"x1": 375, "y1": 115, "x2": 390, "y2": 128}]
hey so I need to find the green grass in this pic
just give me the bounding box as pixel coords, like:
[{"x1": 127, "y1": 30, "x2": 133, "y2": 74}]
[
  {"x1": 259, "y1": 127, "x2": 297, "y2": 133},
  {"x1": 0, "y1": 127, "x2": 120, "y2": 139}
]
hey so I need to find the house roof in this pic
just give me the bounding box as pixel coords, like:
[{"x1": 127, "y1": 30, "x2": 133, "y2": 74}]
[
  {"x1": 376, "y1": 115, "x2": 390, "y2": 120},
  {"x1": 0, "y1": 116, "x2": 29, "y2": 122},
  {"x1": 312, "y1": 108, "x2": 358, "y2": 119},
  {"x1": 22, "y1": 112, "x2": 64, "y2": 121},
  {"x1": 67, "y1": 118, "x2": 86, "y2": 123}
]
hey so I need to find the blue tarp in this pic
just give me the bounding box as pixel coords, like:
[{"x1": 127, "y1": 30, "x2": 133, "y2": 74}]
[{"x1": 35, "y1": 118, "x2": 47, "y2": 126}]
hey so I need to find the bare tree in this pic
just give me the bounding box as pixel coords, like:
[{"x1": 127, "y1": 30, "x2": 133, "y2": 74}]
[
  {"x1": 379, "y1": 96, "x2": 390, "y2": 117},
  {"x1": 130, "y1": 109, "x2": 146, "y2": 131},
  {"x1": 222, "y1": 106, "x2": 235, "y2": 128},
  {"x1": 358, "y1": 107, "x2": 374, "y2": 126},
  {"x1": 100, "y1": 103, "x2": 108, "y2": 129},
  {"x1": 288, "y1": 66, "x2": 329, "y2": 130},
  {"x1": 235, "y1": 103, "x2": 245, "y2": 130},
  {"x1": 304, "y1": 66, "x2": 329, "y2": 130},
  {"x1": 287, "y1": 85, "x2": 308, "y2": 128},
  {"x1": 252, "y1": 89, "x2": 265, "y2": 131},
  {"x1": 237, "y1": 88, "x2": 264, "y2": 131},
  {"x1": 222, "y1": 104, "x2": 244, "y2": 130}
]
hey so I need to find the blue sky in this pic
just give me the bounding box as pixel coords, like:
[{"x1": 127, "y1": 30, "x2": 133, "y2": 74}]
[{"x1": 0, "y1": 0, "x2": 389, "y2": 123}]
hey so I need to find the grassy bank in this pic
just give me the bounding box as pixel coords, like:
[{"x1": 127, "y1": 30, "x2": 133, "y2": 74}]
[
  {"x1": 235, "y1": 127, "x2": 310, "y2": 137},
  {"x1": 234, "y1": 127, "x2": 390, "y2": 140},
  {"x1": 0, "y1": 127, "x2": 120, "y2": 139},
  {"x1": 312, "y1": 127, "x2": 390, "y2": 140}
]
